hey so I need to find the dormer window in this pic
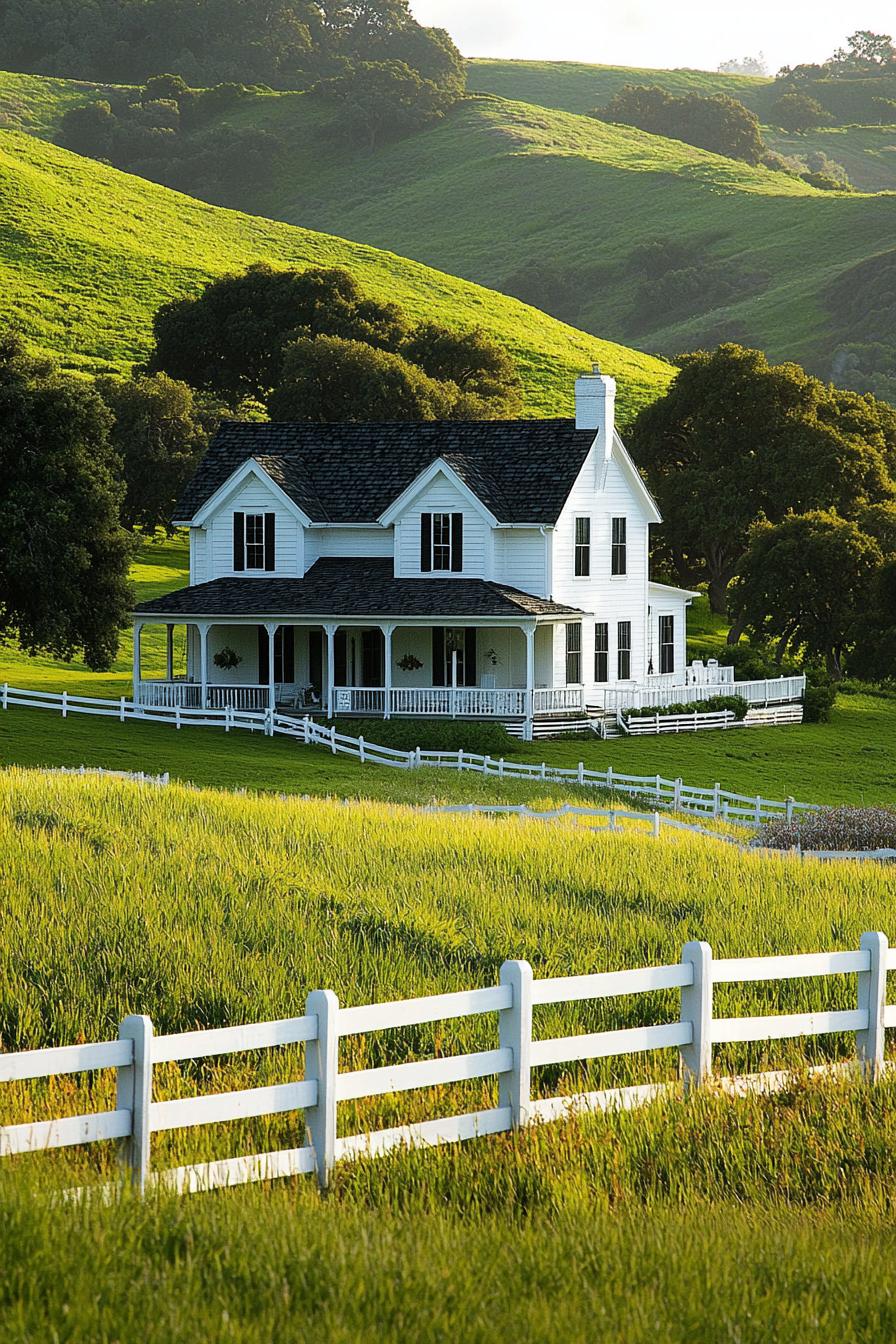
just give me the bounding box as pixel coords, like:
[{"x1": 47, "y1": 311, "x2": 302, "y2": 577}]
[
  {"x1": 421, "y1": 512, "x2": 463, "y2": 573},
  {"x1": 233, "y1": 511, "x2": 275, "y2": 572}
]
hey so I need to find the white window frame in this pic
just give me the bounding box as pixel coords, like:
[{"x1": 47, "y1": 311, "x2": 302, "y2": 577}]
[
  {"x1": 617, "y1": 620, "x2": 632, "y2": 680},
  {"x1": 245, "y1": 513, "x2": 266, "y2": 570},
  {"x1": 431, "y1": 512, "x2": 453, "y2": 572},
  {"x1": 611, "y1": 517, "x2": 627, "y2": 577},
  {"x1": 574, "y1": 516, "x2": 591, "y2": 577},
  {"x1": 659, "y1": 614, "x2": 675, "y2": 675}
]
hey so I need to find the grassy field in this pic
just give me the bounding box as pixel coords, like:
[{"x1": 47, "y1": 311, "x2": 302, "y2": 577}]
[
  {"x1": 4, "y1": 768, "x2": 896, "y2": 1339},
  {"x1": 1, "y1": 535, "x2": 894, "y2": 807},
  {"x1": 0, "y1": 122, "x2": 672, "y2": 420}
]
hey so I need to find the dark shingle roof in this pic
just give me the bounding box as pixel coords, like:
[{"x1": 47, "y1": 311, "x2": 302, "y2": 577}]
[
  {"x1": 134, "y1": 558, "x2": 583, "y2": 620},
  {"x1": 173, "y1": 420, "x2": 597, "y2": 525}
]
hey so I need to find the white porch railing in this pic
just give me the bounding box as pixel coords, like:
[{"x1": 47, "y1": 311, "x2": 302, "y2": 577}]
[
  {"x1": 596, "y1": 675, "x2": 806, "y2": 714},
  {"x1": 136, "y1": 682, "x2": 270, "y2": 711},
  {"x1": 332, "y1": 686, "x2": 587, "y2": 718},
  {"x1": 136, "y1": 680, "x2": 202, "y2": 709}
]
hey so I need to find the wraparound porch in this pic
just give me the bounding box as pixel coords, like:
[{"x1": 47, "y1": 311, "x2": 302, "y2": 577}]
[{"x1": 131, "y1": 616, "x2": 586, "y2": 724}]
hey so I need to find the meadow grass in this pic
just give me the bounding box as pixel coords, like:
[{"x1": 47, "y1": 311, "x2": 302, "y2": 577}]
[
  {"x1": 3, "y1": 769, "x2": 896, "y2": 1340},
  {"x1": 2, "y1": 536, "x2": 894, "y2": 807},
  {"x1": 0, "y1": 119, "x2": 672, "y2": 419}
]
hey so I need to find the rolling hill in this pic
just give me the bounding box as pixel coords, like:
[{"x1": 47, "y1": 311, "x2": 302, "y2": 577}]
[{"x1": 0, "y1": 125, "x2": 673, "y2": 420}]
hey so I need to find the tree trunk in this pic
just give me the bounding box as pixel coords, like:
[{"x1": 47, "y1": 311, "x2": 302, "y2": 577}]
[
  {"x1": 707, "y1": 573, "x2": 729, "y2": 615},
  {"x1": 726, "y1": 615, "x2": 747, "y2": 646}
]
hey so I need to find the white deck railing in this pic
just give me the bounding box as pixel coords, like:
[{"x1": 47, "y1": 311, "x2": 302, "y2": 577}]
[
  {"x1": 597, "y1": 675, "x2": 806, "y2": 713},
  {"x1": 1, "y1": 933, "x2": 890, "y2": 1197},
  {"x1": 136, "y1": 682, "x2": 269, "y2": 711},
  {"x1": 333, "y1": 686, "x2": 586, "y2": 718}
]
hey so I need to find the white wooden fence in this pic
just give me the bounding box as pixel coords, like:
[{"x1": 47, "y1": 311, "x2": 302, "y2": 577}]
[
  {"x1": 1, "y1": 683, "x2": 816, "y2": 824},
  {"x1": 620, "y1": 704, "x2": 803, "y2": 735},
  {"x1": 1, "y1": 933, "x2": 891, "y2": 1196}
]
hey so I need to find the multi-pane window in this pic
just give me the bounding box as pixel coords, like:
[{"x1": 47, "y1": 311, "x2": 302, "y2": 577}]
[
  {"x1": 565, "y1": 623, "x2": 582, "y2": 685},
  {"x1": 245, "y1": 514, "x2": 266, "y2": 569},
  {"x1": 594, "y1": 622, "x2": 609, "y2": 683},
  {"x1": 574, "y1": 517, "x2": 591, "y2": 576},
  {"x1": 659, "y1": 615, "x2": 675, "y2": 675},
  {"x1": 233, "y1": 511, "x2": 274, "y2": 572},
  {"x1": 611, "y1": 517, "x2": 627, "y2": 576},
  {"x1": 617, "y1": 621, "x2": 632, "y2": 680},
  {"x1": 421, "y1": 512, "x2": 463, "y2": 573}
]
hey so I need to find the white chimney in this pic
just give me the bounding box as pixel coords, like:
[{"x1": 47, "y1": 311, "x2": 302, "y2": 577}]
[{"x1": 574, "y1": 363, "x2": 616, "y2": 447}]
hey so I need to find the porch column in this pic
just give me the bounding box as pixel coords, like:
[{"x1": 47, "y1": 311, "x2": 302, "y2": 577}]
[
  {"x1": 382, "y1": 622, "x2": 396, "y2": 720},
  {"x1": 523, "y1": 623, "x2": 536, "y2": 740},
  {"x1": 264, "y1": 621, "x2": 279, "y2": 712},
  {"x1": 132, "y1": 620, "x2": 144, "y2": 702},
  {"x1": 197, "y1": 621, "x2": 210, "y2": 709},
  {"x1": 165, "y1": 624, "x2": 174, "y2": 681},
  {"x1": 324, "y1": 623, "x2": 338, "y2": 719}
]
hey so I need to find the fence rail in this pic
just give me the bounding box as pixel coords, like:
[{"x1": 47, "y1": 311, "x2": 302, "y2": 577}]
[
  {"x1": 1, "y1": 932, "x2": 891, "y2": 1197},
  {"x1": 2, "y1": 682, "x2": 818, "y2": 823}
]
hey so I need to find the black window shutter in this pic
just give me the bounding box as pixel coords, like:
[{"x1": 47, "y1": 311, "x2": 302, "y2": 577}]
[
  {"x1": 264, "y1": 513, "x2": 276, "y2": 571},
  {"x1": 233, "y1": 512, "x2": 245, "y2": 571},
  {"x1": 451, "y1": 513, "x2": 463, "y2": 572},
  {"x1": 281, "y1": 627, "x2": 295, "y2": 682},
  {"x1": 464, "y1": 627, "x2": 477, "y2": 685},
  {"x1": 257, "y1": 626, "x2": 269, "y2": 681},
  {"x1": 420, "y1": 513, "x2": 432, "y2": 572},
  {"x1": 432, "y1": 627, "x2": 445, "y2": 686}
]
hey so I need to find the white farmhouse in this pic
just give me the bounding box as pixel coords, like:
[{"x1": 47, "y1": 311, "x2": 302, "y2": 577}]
[{"x1": 133, "y1": 367, "x2": 802, "y2": 736}]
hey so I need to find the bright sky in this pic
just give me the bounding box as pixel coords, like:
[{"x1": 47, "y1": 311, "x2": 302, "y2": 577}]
[{"x1": 410, "y1": 1, "x2": 894, "y2": 76}]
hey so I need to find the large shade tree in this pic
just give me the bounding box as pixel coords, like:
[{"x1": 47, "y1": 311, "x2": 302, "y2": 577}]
[
  {"x1": 268, "y1": 335, "x2": 455, "y2": 420},
  {"x1": 627, "y1": 344, "x2": 896, "y2": 616},
  {"x1": 729, "y1": 511, "x2": 883, "y2": 676},
  {"x1": 0, "y1": 333, "x2": 134, "y2": 669}
]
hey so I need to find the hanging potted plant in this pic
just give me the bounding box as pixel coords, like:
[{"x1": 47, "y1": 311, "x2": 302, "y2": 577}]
[
  {"x1": 397, "y1": 652, "x2": 423, "y2": 672},
  {"x1": 213, "y1": 646, "x2": 242, "y2": 671}
]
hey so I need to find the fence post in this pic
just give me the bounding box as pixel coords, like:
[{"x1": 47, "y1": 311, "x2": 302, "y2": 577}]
[
  {"x1": 673, "y1": 778, "x2": 682, "y2": 810},
  {"x1": 305, "y1": 989, "x2": 339, "y2": 1190},
  {"x1": 499, "y1": 960, "x2": 533, "y2": 1129},
  {"x1": 754, "y1": 795, "x2": 762, "y2": 824},
  {"x1": 458, "y1": 749, "x2": 464, "y2": 771},
  {"x1": 358, "y1": 735, "x2": 365, "y2": 764},
  {"x1": 857, "y1": 931, "x2": 888, "y2": 1082},
  {"x1": 1, "y1": 683, "x2": 6, "y2": 710},
  {"x1": 265, "y1": 708, "x2": 274, "y2": 737},
  {"x1": 483, "y1": 755, "x2": 491, "y2": 775},
  {"x1": 607, "y1": 764, "x2": 614, "y2": 792},
  {"x1": 655, "y1": 773, "x2": 662, "y2": 800},
  {"x1": 61, "y1": 691, "x2": 67, "y2": 719},
  {"x1": 119, "y1": 696, "x2": 125, "y2": 723},
  {"x1": 498, "y1": 758, "x2": 505, "y2": 779},
  {"x1": 330, "y1": 725, "x2": 337, "y2": 755},
  {"x1": 577, "y1": 761, "x2": 584, "y2": 785},
  {"x1": 785, "y1": 797, "x2": 795, "y2": 824},
  {"x1": 680, "y1": 941, "x2": 712, "y2": 1093},
  {"x1": 116, "y1": 1014, "x2": 153, "y2": 1193},
  {"x1": 712, "y1": 783, "x2": 721, "y2": 819},
  {"x1": 652, "y1": 811, "x2": 661, "y2": 839},
  {"x1": 175, "y1": 704, "x2": 181, "y2": 731}
]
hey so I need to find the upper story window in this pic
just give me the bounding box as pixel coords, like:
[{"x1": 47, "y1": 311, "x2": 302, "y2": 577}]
[
  {"x1": 233, "y1": 511, "x2": 275, "y2": 572},
  {"x1": 421, "y1": 512, "x2": 463, "y2": 573},
  {"x1": 659, "y1": 614, "x2": 675, "y2": 675},
  {"x1": 611, "y1": 517, "x2": 627, "y2": 576},
  {"x1": 574, "y1": 517, "x2": 591, "y2": 576}
]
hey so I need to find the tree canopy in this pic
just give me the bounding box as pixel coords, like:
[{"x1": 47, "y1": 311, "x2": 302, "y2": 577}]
[
  {"x1": 729, "y1": 511, "x2": 883, "y2": 676},
  {"x1": 95, "y1": 373, "x2": 214, "y2": 533},
  {"x1": 0, "y1": 332, "x2": 134, "y2": 670},
  {"x1": 268, "y1": 335, "x2": 455, "y2": 421},
  {"x1": 147, "y1": 264, "x2": 522, "y2": 420},
  {"x1": 627, "y1": 344, "x2": 896, "y2": 614},
  {"x1": 592, "y1": 85, "x2": 766, "y2": 165}
]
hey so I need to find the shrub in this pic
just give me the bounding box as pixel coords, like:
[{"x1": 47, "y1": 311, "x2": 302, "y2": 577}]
[
  {"x1": 802, "y1": 665, "x2": 838, "y2": 723},
  {"x1": 758, "y1": 806, "x2": 896, "y2": 852},
  {"x1": 327, "y1": 718, "x2": 518, "y2": 755},
  {"x1": 624, "y1": 695, "x2": 749, "y2": 721},
  {"x1": 771, "y1": 92, "x2": 832, "y2": 132}
]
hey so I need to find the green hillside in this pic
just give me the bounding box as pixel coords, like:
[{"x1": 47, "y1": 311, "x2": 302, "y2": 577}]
[
  {"x1": 0, "y1": 125, "x2": 673, "y2": 419},
  {"x1": 195, "y1": 90, "x2": 893, "y2": 375},
  {"x1": 763, "y1": 124, "x2": 896, "y2": 194},
  {"x1": 467, "y1": 59, "x2": 776, "y2": 116}
]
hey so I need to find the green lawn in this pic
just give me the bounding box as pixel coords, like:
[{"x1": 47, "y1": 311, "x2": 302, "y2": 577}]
[
  {"x1": 1, "y1": 536, "x2": 893, "y2": 808},
  {"x1": 0, "y1": 118, "x2": 672, "y2": 420}
]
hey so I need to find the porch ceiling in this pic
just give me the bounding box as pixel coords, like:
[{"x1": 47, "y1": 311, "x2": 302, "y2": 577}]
[{"x1": 134, "y1": 558, "x2": 585, "y2": 622}]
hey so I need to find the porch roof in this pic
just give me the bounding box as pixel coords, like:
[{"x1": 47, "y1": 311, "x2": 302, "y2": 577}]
[{"x1": 134, "y1": 558, "x2": 584, "y2": 621}]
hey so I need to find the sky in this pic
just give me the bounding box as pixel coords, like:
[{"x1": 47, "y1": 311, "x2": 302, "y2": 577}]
[{"x1": 410, "y1": 1, "x2": 894, "y2": 76}]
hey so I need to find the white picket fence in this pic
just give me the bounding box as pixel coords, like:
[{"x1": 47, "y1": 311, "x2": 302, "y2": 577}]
[
  {"x1": 1, "y1": 682, "x2": 816, "y2": 823},
  {"x1": 1, "y1": 933, "x2": 891, "y2": 1197},
  {"x1": 620, "y1": 704, "x2": 803, "y2": 735}
]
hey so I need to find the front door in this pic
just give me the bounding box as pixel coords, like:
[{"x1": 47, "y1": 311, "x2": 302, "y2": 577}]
[{"x1": 432, "y1": 628, "x2": 477, "y2": 686}]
